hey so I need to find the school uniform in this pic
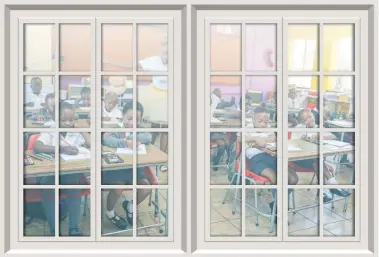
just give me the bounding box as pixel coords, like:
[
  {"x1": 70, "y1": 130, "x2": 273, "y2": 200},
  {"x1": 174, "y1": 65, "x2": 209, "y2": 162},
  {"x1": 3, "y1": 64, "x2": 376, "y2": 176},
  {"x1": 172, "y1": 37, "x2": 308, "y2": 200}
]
[
  {"x1": 102, "y1": 129, "x2": 152, "y2": 184},
  {"x1": 25, "y1": 92, "x2": 47, "y2": 109},
  {"x1": 288, "y1": 93, "x2": 307, "y2": 109},
  {"x1": 102, "y1": 101, "x2": 122, "y2": 120}
]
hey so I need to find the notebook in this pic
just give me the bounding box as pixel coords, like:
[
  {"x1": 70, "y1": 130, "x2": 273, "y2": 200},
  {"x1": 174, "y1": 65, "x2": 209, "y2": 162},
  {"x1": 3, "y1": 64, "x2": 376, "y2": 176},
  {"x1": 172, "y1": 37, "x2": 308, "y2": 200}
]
[
  {"x1": 117, "y1": 144, "x2": 147, "y2": 155},
  {"x1": 288, "y1": 145, "x2": 302, "y2": 152},
  {"x1": 323, "y1": 140, "x2": 350, "y2": 147},
  {"x1": 60, "y1": 147, "x2": 90, "y2": 161}
]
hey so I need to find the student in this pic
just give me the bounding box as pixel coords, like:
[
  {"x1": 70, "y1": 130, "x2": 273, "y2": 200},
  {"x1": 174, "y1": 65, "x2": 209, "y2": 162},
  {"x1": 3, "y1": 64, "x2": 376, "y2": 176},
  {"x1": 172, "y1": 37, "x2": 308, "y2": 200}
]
[
  {"x1": 24, "y1": 77, "x2": 46, "y2": 108},
  {"x1": 75, "y1": 87, "x2": 91, "y2": 107},
  {"x1": 288, "y1": 87, "x2": 307, "y2": 109},
  {"x1": 34, "y1": 102, "x2": 91, "y2": 236},
  {"x1": 102, "y1": 92, "x2": 122, "y2": 121},
  {"x1": 28, "y1": 93, "x2": 55, "y2": 121},
  {"x1": 246, "y1": 107, "x2": 270, "y2": 128},
  {"x1": 293, "y1": 109, "x2": 351, "y2": 201},
  {"x1": 210, "y1": 132, "x2": 235, "y2": 171},
  {"x1": 323, "y1": 96, "x2": 332, "y2": 122},
  {"x1": 102, "y1": 101, "x2": 152, "y2": 229}
]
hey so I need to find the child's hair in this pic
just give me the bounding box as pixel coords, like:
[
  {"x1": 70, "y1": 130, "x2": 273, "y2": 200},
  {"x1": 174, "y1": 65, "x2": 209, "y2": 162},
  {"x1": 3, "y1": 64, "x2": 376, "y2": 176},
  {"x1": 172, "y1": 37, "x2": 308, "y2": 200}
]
[
  {"x1": 60, "y1": 101, "x2": 74, "y2": 114},
  {"x1": 31, "y1": 77, "x2": 42, "y2": 85},
  {"x1": 45, "y1": 93, "x2": 55, "y2": 102},
  {"x1": 122, "y1": 101, "x2": 144, "y2": 116},
  {"x1": 297, "y1": 108, "x2": 312, "y2": 123},
  {"x1": 81, "y1": 87, "x2": 91, "y2": 95},
  {"x1": 253, "y1": 106, "x2": 270, "y2": 115}
]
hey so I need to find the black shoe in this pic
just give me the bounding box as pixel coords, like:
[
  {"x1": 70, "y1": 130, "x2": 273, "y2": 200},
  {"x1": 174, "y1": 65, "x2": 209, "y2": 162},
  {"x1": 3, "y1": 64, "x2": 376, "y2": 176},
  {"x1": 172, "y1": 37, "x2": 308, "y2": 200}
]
[
  {"x1": 68, "y1": 227, "x2": 84, "y2": 236},
  {"x1": 330, "y1": 188, "x2": 351, "y2": 198},
  {"x1": 122, "y1": 200, "x2": 133, "y2": 226},
  {"x1": 107, "y1": 214, "x2": 128, "y2": 230},
  {"x1": 269, "y1": 201, "x2": 277, "y2": 224},
  {"x1": 323, "y1": 192, "x2": 332, "y2": 203}
]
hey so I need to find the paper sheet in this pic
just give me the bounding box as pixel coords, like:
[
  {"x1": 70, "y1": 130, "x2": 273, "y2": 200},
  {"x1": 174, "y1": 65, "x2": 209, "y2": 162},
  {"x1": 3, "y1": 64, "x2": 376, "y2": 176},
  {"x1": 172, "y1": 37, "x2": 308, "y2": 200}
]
[
  {"x1": 288, "y1": 144, "x2": 302, "y2": 152},
  {"x1": 79, "y1": 107, "x2": 90, "y2": 111},
  {"x1": 210, "y1": 117, "x2": 222, "y2": 123},
  {"x1": 60, "y1": 147, "x2": 90, "y2": 161},
  {"x1": 102, "y1": 120, "x2": 120, "y2": 125},
  {"x1": 323, "y1": 140, "x2": 350, "y2": 147},
  {"x1": 117, "y1": 144, "x2": 147, "y2": 155}
]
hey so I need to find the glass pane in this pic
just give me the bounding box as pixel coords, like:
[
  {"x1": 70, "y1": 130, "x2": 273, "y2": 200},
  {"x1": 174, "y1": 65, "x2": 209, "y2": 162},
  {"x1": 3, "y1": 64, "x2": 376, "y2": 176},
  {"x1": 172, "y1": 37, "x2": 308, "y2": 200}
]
[
  {"x1": 24, "y1": 76, "x2": 56, "y2": 128},
  {"x1": 245, "y1": 24, "x2": 276, "y2": 71},
  {"x1": 246, "y1": 188, "x2": 277, "y2": 236},
  {"x1": 210, "y1": 188, "x2": 242, "y2": 237},
  {"x1": 288, "y1": 189, "x2": 319, "y2": 237},
  {"x1": 245, "y1": 132, "x2": 277, "y2": 185},
  {"x1": 101, "y1": 132, "x2": 134, "y2": 186},
  {"x1": 101, "y1": 76, "x2": 132, "y2": 128},
  {"x1": 102, "y1": 189, "x2": 133, "y2": 237},
  {"x1": 102, "y1": 24, "x2": 133, "y2": 71},
  {"x1": 288, "y1": 132, "x2": 319, "y2": 185},
  {"x1": 137, "y1": 189, "x2": 168, "y2": 237},
  {"x1": 211, "y1": 24, "x2": 241, "y2": 71},
  {"x1": 323, "y1": 189, "x2": 355, "y2": 236},
  {"x1": 59, "y1": 76, "x2": 91, "y2": 128},
  {"x1": 323, "y1": 24, "x2": 354, "y2": 71},
  {"x1": 59, "y1": 189, "x2": 90, "y2": 237},
  {"x1": 60, "y1": 24, "x2": 91, "y2": 71},
  {"x1": 288, "y1": 76, "x2": 319, "y2": 128},
  {"x1": 137, "y1": 132, "x2": 168, "y2": 185},
  {"x1": 24, "y1": 189, "x2": 55, "y2": 236},
  {"x1": 137, "y1": 76, "x2": 168, "y2": 128},
  {"x1": 24, "y1": 132, "x2": 56, "y2": 185},
  {"x1": 210, "y1": 76, "x2": 241, "y2": 128},
  {"x1": 210, "y1": 132, "x2": 239, "y2": 185},
  {"x1": 137, "y1": 24, "x2": 168, "y2": 72},
  {"x1": 24, "y1": 24, "x2": 55, "y2": 72},
  {"x1": 323, "y1": 76, "x2": 354, "y2": 128},
  {"x1": 288, "y1": 24, "x2": 319, "y2": 71},
  {"x1": 245, "y1": 76, "x2": 277, "y2": 128},
  {"x1": 323, "y1": 132, "x2": 355, "y2": 185}
]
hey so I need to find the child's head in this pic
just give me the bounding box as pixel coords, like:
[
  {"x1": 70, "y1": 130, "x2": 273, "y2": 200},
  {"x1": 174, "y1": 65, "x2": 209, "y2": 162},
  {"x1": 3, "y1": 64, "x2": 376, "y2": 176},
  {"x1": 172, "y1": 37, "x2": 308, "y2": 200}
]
[
  {"x1": 104, "y1": 92, "x2": 118, "y2": 112},
  {"x1": 297, "y1": 108, "x2": 315, "y2": 128},
  {"x1": 45, "y1": 93, "x2": 55, "y2": 115},
  {"x1": 122, "y1": 101, "x2": 144, "y2": 128},
  {"x1": 213, "y1": 88, "x2": 221, "y2": 98},
  {"x1": 80, "y1": 87, "x2": 91, "y2": 106},
  {"x1": 253, "y1": 107, "x2": 270, "y2": 128},
  {"x1": 30, "y1": 77, "x2": 42, "y2": 94},
  {"x1": 288, "y1": 87, "x2": 297, "y2": 99},
  {"x1": 60, "y1": 102, "x2": 75, "y2": 128}
]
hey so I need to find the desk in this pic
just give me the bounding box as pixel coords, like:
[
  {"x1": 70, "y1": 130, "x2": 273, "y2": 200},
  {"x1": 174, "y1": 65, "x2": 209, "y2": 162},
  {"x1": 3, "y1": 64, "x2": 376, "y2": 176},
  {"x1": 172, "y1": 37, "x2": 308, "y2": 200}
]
[
  {"x1": 24, "y1": 107, "x2": 40, "y2": 114},
  {"x1": 325, "y1": 120, "x2": 354, "y2": 128},
  {"x1": 24, "y1": 119, "x2": 90, "y2": 128},
  {"x1": 75, "y1": 108, "x2": 90, "y2": 119},
  {"x1": 211, "y1": 118, "x2": 241, "y2": 128}
]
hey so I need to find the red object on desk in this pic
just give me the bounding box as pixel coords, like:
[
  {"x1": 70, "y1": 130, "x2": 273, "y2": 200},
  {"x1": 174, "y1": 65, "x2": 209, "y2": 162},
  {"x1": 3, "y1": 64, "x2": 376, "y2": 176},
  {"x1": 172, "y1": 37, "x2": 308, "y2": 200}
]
[{"x1": 288, "y1": 132, "x2": 292, "y2": 140}]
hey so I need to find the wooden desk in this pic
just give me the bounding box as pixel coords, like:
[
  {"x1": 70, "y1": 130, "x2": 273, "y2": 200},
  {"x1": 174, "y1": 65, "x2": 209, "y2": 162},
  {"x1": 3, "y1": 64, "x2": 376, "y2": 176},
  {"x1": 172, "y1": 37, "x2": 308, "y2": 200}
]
[
  {"x1": 74, "y1": 119, "x2": 90, "y2": 128},
  {"x1": 211, "y1": 118, "x2": 241, "y2": 128},
  {"x1": 75, "y1": 107, "x2": 90, "y2": 114},
  {"x1": 24, "y1": 120, "x2": 55, "y2": 128},
  {"x1": 24, "y1": 107, "x2": 40, "y2": 114},
  {"x1": 24, "y1": 119, "x2": 90, "y2": 128},
  {"x1": 325, "y1": 120, "x2": 354, "y2": 128}
]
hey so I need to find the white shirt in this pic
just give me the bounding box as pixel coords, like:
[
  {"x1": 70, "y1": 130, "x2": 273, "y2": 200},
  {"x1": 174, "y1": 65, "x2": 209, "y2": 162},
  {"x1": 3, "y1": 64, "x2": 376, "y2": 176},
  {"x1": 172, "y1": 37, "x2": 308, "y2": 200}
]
[
  {"x1": 245, "y1": 132, "x2": 275, "y2": 159},
  {"x1": 139, "y1": 56, "x2": 168, "y2": 90},
  {"x1": 25, "y1": 92, "x2": 46, "y2": 109},
  {"x1": 288, "y1": 93, "x2": 308, "y2": 109},
  {"x1": 211, "y1": 93, "x2": 221, "y2": 118},
  {"x1": 102, "y1": 102, "x2": 122, "y2": 120},
  {"x1": 38, "y1": 132, "x2": 85, "y2": 147}
]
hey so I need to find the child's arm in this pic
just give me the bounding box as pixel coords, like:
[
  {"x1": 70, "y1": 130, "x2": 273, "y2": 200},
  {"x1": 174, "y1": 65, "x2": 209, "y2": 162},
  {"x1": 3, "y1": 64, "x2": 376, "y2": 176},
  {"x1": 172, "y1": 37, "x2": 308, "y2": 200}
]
[
  {"x1": 34, "y1": 141, "x2": 55, "y2": 154},
  {"x1": 102, "y1": 132, "x2": 128, "y2": 148},
  {"x1": 137, "y1": 132, "x2": 152, "y2": 145},
  {"x1": 80, "y1": 132, "x2": 91, "y2": 148}
]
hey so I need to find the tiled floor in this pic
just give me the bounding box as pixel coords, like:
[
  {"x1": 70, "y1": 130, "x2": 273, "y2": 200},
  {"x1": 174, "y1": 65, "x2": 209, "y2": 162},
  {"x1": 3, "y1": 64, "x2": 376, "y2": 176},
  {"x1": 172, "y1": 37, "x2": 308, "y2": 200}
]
[{"x1": 210, "y1": 160, "x2": 355, "y2": 237}]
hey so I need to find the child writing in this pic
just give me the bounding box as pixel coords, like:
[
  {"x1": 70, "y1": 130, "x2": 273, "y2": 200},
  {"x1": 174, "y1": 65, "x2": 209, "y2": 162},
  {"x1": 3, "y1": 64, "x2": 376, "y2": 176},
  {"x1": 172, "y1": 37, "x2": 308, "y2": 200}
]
[
  {"x1": 33, "y1": 102, "x2": 91, "y2": 236},
  {"x1": 28, "y1": 93, "x2": 55, "y2": 122},
  {"x1": 101, "y1": 101, "x2": 153, "y2": 229}
]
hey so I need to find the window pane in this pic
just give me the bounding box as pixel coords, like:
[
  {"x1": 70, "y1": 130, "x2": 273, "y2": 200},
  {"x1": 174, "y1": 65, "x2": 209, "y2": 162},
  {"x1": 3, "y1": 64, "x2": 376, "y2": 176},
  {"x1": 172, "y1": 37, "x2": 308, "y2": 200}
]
[
  {"x1": 60, "y1": 24, "x2": 91, "y2": 71},
  {"x1": 137, "y1": 24, "x2": 168, "y2": 72},
  {"x1": 323, "y1": 24, "x2": 354, "y2": 71},
  {"x1": 246, "y1": 76, "x2": 277, "y2": 128},
  {"x1": 24, "y1": 24, "x2": 55, "y2": 72},
  {"x1": 210, "y1": 188, "x2": 242, "y2": 237},
  {"x1": 323, "y1": 76, "x2": 354, "y2": 128},
  {"x1": 59, "y1": 189, "x2": 90, "y2": 237},
  {"x1": 288, "y1": 76, "x2": 319, "y2": 128},
  {"x1": 323, "y1": 132, "x2": 355, "y2": 185},
  {"x1": 102, "y1": 24, "x2": 133, "y2": 71},
  {"x1": 101, "y1": 76, "x2": 133, "y2": 128},
  {"x1": 246, "y1": 188, "x2": 277, "y2": 236},
  {"x1": 288, "y1": 189, "x2": 319, "y2": 237},
  {"x1": 245, "y1": 24, "x2": 276, "y2": 71},
  {"x1": 323, "y1": 189, "x2": 355, "y2": 236},
  {"x1": 24, "y1": 189, "x2": 55, "y2": 236},
  {"x1": 24, "y1": 132, "x2": 56, "y2": 185},
  {"x1": 24, "y1": 76, "x2": 56, "y2": 128},
  {"x1": 59, "y1": 132, "x2": 91, "y2": 185},
  {"x1": 288, "y1": 24, "x2": 319, "y2": 71},
  {"x1": 59, "y1": 76, "x2": 91, "y2": 128},
  {"x1": 137, "y1": 76, "x2": 168, "y2": 128},
  {"x1": 137, "y1": 189, "x2": 168, "y2": 237},
  {"x1": 102, "y1": 189, "x2": 133, "y2": 237},
  {"x1": 211, "y1": 24, "x2": 241, "y2": 71},
  {"x1": 288, "y1": 132, "x2": 319, "y2": 185},
  {"x1": 210, "y1": 76, "x2": 241, "y2": 128},
  {"x1": 210, "y1": 132, "x2": 238, "y2": 185}
]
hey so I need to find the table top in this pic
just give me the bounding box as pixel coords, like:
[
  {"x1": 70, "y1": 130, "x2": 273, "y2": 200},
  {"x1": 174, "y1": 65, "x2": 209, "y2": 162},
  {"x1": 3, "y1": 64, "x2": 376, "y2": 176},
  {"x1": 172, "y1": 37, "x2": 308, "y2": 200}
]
[
  {"x1": 325, "y1": 120, "x2": 354, "y2": 128},
  {"x1": 24, "y1": 119, "x2": 90, "y2": 128},
  {"x1": 211, "y1": 118, "x2": 241, "y2": 128},
  {"x1": 24, "y1": 144, "x2": 168, "y2": 177}
]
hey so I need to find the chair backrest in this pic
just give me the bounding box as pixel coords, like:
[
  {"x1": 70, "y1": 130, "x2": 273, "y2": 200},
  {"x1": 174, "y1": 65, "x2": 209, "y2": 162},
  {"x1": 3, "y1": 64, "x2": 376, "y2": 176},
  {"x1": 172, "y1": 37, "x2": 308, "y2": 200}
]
[{"x1": 27, "y1": 134, "x2": 41, "y2": 151}]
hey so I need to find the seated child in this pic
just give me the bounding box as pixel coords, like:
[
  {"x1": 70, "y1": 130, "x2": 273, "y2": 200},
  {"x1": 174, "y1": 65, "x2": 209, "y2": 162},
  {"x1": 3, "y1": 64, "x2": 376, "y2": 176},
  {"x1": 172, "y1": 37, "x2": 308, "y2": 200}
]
[
  {"x1": 75, "y1": 87, "x2": 91, "y2": 107},
  {"x1": 33, "y1": 102, "x2": 91, "y2": 236},
  {"x1": 24, "y1": 77, "x2": 47, "y2": 108},
  {"x1": 28, "y1": 93, "x2": 55, "y2": 122},
  {"x1": 102, "y1": 92, "x2": 122, "y2": 122},
  {"x1": 101, "y1": 101, "x2": 153, "y2": 229}
]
